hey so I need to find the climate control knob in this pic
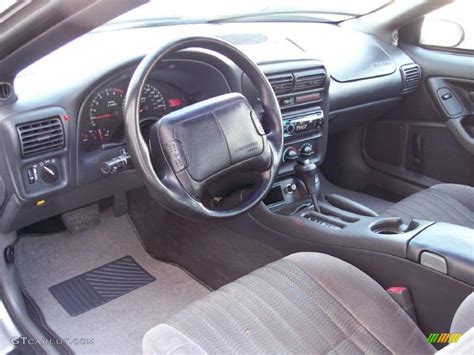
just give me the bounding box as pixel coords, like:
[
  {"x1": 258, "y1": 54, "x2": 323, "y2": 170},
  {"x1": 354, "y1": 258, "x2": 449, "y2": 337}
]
[
  {"x1": 41, "y1": 164, "x2": 59, "y2": 183},
  {"x1": 300, "y1": 145, "x2": 314, "y2": 158},
  {"x1": 283, "y1": 147, "x2": 299, "y2": 162}
]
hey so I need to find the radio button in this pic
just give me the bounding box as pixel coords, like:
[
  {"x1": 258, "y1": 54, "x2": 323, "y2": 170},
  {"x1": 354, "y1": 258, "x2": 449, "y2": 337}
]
[
  {"x1": 286, "y1": 123, "x2": 296, "y2": 134},
  {"x1": 280, "y1": 97, "x2": 294, "y2": 106}
]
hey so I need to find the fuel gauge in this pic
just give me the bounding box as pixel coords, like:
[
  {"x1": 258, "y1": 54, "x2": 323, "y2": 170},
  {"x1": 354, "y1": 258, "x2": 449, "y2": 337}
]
[
  {"x1": 96, "y1": 128, "x2": 111, "y2": 145},
  {"x1": 81, "y1": 128, "x2": 111, "y2": 151},
  {"x1": 81, "y1": 129, "x2": 98, "y2": 143}
]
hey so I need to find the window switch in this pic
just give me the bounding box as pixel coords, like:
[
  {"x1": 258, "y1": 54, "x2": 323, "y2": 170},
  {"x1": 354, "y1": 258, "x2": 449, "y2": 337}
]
[{"x1": 441, "y1": 92, "x2": 452, "y2": 100}]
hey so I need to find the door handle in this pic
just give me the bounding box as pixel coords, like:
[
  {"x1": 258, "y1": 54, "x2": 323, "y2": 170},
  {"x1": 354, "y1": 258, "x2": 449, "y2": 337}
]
[{"x1": 412, "y1": 133, "x2": 423, "y2": 166}]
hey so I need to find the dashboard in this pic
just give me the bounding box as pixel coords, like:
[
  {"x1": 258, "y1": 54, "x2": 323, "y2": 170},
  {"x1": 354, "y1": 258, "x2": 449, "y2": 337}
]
[{"x1": 0, "y1": 21, "x2": 419, "y2": 232}]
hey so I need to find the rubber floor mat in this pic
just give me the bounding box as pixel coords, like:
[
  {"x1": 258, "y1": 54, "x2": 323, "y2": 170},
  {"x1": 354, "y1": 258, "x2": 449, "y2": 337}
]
[{"x1": 49, "y1": 255, "x2": 155, "y2": 316}]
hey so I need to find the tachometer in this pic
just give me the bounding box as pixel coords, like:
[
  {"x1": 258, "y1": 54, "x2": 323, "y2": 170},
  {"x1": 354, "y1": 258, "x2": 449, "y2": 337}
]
[
  {"x1": 140, "y1": 83, "x2": 166, "y2": 117},
  {"x1": 89, "y1": 87, "x2": 124, "y2": 127}
]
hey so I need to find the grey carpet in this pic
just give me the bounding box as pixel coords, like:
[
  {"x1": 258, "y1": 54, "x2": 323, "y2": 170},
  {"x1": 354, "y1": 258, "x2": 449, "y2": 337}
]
[
  {"x1": 15, "y1": 209, "x2": 209, "y2": 355},
  {"x1": 318, "y1": 173, "x2": 393, "y2": 213}
]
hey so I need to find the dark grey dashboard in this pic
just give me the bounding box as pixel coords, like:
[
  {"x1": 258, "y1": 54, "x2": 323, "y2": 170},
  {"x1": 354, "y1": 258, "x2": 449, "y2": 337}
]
[{"x1": 0, "y1": 22, "x2": 419, "y2": 232}]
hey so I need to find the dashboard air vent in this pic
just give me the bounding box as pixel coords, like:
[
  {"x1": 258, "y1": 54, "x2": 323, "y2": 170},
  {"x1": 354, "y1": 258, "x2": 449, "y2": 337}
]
[
  {"x1": 400, "y1": 64, "x2": 421, "y2": 94},
  {"x1": 17, "y1": 117, "x2": 65, "y2": 158},
  {"x1": 0, "y1": 82, "x2": 13, "y2": 101},
  {"x1": 267, "y1": 73, "x2": 294, "y2": 95},
  {"x1": 293, "y1": 69, "x2": 326, "y2": 92}
]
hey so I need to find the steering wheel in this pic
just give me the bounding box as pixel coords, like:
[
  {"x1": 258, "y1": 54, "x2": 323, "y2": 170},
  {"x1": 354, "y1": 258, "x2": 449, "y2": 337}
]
[{"x1": 124, "y1": 37, "x2": 283, "y2": 219}]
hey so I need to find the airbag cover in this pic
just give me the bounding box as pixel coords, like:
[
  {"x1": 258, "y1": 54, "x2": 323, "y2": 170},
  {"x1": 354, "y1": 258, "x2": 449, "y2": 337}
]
[{"x1": 156, "y1": 93, "x2": 264, "y2": 182}]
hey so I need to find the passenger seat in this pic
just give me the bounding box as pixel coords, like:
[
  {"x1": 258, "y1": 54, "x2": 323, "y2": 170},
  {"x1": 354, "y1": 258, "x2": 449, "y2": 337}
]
[
  {"x1": 143, "y1": 252, "x2": 473, "y2": 354},
  {"x1": 381, "y1": 184, "x2": 474, "y2": 228}
]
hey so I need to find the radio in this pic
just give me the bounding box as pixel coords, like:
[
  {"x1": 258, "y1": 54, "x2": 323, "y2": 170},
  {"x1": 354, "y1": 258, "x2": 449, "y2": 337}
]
[{"x1": 283, "y1": 109, "x2": 324, "y2": 138}]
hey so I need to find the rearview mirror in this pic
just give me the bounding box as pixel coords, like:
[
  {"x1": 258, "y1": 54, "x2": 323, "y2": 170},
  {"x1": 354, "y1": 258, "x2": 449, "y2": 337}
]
[{"x1": 420, "y1": 19, "x2": 465, "y2": 48}]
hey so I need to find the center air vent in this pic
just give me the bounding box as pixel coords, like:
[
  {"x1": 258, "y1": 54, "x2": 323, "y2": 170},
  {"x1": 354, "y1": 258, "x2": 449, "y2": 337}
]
[
  {"x1": 293, "y1": 69, "x2": 326, "y2": 92},
  {"x1": 17, "y1": 117, "x2": 65, "y2": 158},
  {"x1": 266, "y1": 68, "x2": 326, "y2": 98},
  {"x1": 400, "y1": 64, "x2": 421, "y2": 94},
  {"x1": 267, "y1": 73, "x2": 294, "y2": 95}
]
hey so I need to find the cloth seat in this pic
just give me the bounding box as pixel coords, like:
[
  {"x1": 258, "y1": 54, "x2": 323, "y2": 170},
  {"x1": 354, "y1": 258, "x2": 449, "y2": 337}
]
[
  {"x1": 381, "y1": 184, "x2": 474, "y2": 228},
  {"x1": 143, "y1": 252, "x2": 437, "y2": 354}
]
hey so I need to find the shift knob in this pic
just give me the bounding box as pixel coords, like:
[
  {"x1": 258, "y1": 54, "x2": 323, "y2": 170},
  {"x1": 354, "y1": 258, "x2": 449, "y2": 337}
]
[
  {"x1": 294, "y1": 159, "x2": 318, "y2": 195},
  {"x1": 293, "y1": 147, "x2": 321, "y2": 212}
]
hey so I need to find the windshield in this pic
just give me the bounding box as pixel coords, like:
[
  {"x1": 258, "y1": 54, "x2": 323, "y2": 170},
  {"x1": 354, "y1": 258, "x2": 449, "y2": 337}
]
[{"x1": 105, "y1": 0, "x2": 393, "y2": 27}]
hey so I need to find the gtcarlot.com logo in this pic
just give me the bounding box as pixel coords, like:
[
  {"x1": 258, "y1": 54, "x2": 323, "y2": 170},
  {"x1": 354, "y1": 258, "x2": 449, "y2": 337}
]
[
  {"x1": 426, "y1": 333, "x2": 462, "y2": 344},
  {"x1": 10, "y1": 336, "x2": 95, "y2": 346}
]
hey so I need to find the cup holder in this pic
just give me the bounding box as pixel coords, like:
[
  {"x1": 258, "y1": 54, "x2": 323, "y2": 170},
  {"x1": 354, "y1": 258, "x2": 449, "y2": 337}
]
[{"x1": 370, "y1": 218, "x2": 419, "y2": 235}]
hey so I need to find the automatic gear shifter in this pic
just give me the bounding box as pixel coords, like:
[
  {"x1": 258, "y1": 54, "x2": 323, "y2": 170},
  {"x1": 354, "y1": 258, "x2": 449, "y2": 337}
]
[{"x1": 293, "y1": 146, "x2": 321, "y2": 212}]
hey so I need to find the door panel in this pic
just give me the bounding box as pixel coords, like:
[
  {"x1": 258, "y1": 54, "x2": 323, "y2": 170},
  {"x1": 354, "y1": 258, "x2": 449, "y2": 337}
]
[
  {"x1": 363, "y1": 120, "x2": 473, "y2": 186},
  {"x1": 425, "y1": 77, "x2": 474, "y2": 154},
  {"x1": 405, "y1": 123, "x2": 472, "y2": 183},
  {"x1": 363, "y1": 44, "x2": 474, "y2": 191}
]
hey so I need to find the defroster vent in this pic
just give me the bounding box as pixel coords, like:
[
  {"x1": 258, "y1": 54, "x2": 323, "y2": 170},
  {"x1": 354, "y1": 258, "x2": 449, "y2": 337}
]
[{"x1": 17, "y1": 117, "x2": 65, "y2": 158}]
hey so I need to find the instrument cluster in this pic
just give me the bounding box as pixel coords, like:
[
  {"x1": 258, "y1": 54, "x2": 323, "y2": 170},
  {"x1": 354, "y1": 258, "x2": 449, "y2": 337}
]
[{"x1": 79, "y1": 73, "x2": 191, "y2": 152}]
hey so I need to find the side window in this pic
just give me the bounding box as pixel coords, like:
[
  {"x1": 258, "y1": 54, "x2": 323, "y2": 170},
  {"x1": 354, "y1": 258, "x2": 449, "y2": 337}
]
[{"x1": 419, "y1": 0, "x2": 474, "y2": 50}]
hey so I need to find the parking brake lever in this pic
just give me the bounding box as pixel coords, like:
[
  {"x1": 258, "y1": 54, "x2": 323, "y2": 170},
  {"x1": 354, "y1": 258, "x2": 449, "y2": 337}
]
[{"x1": 325, "y1": 193, "x2": 378, "y2": 217}]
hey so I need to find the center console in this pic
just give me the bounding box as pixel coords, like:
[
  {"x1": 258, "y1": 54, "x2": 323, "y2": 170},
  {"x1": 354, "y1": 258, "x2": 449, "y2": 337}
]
[
  {"x1": 241, "y1": 60, "x2": 474, "y2": 290},
  {"x1": 259, "y1": 197, "x2": 474, "y2": 286}
]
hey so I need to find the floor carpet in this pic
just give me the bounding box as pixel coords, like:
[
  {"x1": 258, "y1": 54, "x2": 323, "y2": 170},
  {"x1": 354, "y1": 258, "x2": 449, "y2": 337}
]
[{"x1": 16, "y1": 209, "x2": 209, "y2": 354}]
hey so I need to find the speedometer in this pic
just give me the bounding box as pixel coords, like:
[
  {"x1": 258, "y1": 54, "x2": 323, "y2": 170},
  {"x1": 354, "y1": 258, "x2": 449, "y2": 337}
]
[{"x1": 140, "y1": 83, "x2": 166, "y2": 117}]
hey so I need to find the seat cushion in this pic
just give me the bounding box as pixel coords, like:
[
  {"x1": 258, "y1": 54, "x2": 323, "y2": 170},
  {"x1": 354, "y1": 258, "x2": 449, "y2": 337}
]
[
  {"x1": 381, "y1": 184, "x2": 474, "y2": 228},
  {"x1": 143, "y1": 252, "x2": 434, "y2": 354},
  {"x1": 451, "y1": 293, "x2": 474, "y2": 334},
  {"x1": 437, "y1": 327, "x2": 474, "y2": 354}
]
